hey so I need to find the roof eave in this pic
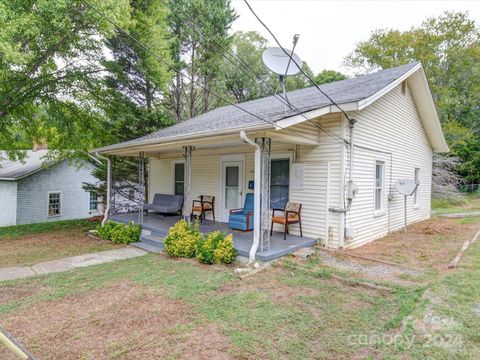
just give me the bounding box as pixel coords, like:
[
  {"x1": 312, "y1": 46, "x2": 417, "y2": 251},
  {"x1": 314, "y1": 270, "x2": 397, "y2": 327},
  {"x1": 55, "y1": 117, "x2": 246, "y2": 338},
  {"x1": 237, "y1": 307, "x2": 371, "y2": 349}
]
[{"x1": 91, "y1": 123, "x2": 273, "y2": 155}]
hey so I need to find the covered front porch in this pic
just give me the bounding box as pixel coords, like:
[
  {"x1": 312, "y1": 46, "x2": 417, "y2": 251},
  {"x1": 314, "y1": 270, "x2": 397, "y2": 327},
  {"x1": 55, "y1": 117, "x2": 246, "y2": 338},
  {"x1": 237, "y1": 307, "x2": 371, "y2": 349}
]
[{"x1": 111, "y1": 212, "x2": 316, "y2": 262}]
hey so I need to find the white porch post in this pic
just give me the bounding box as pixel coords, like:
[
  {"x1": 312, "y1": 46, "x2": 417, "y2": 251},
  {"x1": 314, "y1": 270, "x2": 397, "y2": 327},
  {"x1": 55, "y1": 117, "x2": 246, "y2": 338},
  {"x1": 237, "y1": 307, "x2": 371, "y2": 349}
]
[
  {"x1": 259, "y1": 137, "x2": 271, "y2": 253},
  {"x1": 241, "y1": 132, "x2": 271, "y2": 263},
  {"x1": 95, "y1": 152, "x2": 111, "y2": 227},
  {"x1": 138, "y1": 152, "x2": 145, "y2": 224},
  {"x1": 183, "y1": 146, "x2": 193, "y2": 221}
]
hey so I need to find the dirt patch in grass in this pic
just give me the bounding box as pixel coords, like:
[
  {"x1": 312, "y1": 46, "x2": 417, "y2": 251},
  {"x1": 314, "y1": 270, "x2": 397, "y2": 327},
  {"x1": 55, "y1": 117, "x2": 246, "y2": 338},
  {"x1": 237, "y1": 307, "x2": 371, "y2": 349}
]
[
  {"x1": 345, "y1": 217, "x2": 480, "y2": 270},
  {"x1": 0, "y1": 281, "x2": 231, "y2": 360},
  {"x1": 0, "y1": 229, "x2": 122, "y2": 267},
  {"x1": 0, "y1": 281, "x2": 46, "y2": 304}
]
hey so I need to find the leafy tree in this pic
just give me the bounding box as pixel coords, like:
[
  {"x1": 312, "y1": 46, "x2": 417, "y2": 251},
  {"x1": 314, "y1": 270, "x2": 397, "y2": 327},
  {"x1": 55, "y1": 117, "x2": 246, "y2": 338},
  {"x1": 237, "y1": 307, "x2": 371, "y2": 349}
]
[
  {"x1": 166, "y1": 0, "x2": 237, "y2": 121},
  {"x1": 344, "y1": 11, "x2": 480, "y2": 183},
  {"x1": 0, "y1": 0, "x2": 131, "y2": 157},
  {"x1": 314, "y1": 70, "x2": 347, "y2": 85},
  {"x1": 222, "y1": 31, "x2": 272, "y2": 102}
]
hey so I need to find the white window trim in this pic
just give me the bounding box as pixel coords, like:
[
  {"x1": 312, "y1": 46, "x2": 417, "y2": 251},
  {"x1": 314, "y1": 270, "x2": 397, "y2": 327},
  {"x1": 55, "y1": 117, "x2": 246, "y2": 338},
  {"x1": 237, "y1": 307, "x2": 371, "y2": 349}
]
[
  {"x1": 373, "y1": 160, "x2": 386, "y2": 217},
  {"x1": 171, "y1": 159, "x2": 185, "y2": 195},
  {"x1": 89, "y1": 191, "x2": 99, "y2": 214},
  {"x1": 413, "y1": 168, "x2": 420, "y2": 209},
  {"x1": 270, "y1": 152, "x2": 293, "y2": 206},
  {"x1": 47, "y1": 191, "x2": 62, "y2": 218}
]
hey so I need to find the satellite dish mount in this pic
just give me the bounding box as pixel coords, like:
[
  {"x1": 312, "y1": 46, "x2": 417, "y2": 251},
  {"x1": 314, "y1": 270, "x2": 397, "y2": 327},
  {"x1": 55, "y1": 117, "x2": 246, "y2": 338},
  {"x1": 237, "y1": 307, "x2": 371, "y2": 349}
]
[
  {"x1": 395, "y1": 179, "x2": 419, "y2": 232},
  {"x1": 262, "y1": 35, "x2": 303, "y2": 113}
]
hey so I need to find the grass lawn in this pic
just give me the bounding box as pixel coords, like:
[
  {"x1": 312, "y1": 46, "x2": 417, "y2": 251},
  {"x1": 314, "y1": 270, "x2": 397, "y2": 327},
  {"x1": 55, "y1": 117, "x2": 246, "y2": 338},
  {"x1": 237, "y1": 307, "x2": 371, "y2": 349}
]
[
  {"x1": 0, "y1": 216, "x2": 478, "y2": 359},
  {"x1": 0, "y1": 219, "x2": 123, "y2": 267},
  {"x1": 432, "y1": 193, "x2": 480, "y2": 214}
]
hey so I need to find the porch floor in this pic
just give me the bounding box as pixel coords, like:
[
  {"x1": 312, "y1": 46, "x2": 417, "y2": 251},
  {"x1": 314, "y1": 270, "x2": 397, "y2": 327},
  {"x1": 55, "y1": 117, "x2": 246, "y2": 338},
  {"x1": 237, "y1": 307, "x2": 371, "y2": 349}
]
[{"x1": 111, "y1": 213, "x2": 316, "y2": 261}]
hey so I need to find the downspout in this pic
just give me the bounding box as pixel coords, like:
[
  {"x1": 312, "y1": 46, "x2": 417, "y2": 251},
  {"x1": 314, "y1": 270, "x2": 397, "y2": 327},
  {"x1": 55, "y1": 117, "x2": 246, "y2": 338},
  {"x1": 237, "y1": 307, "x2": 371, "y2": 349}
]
[
  {"x1": 240, "y1": 131, "x2": 261, "y2": 264},
  {"x1": 95, "y1": 152, "x2": 111, "y2": 227}
]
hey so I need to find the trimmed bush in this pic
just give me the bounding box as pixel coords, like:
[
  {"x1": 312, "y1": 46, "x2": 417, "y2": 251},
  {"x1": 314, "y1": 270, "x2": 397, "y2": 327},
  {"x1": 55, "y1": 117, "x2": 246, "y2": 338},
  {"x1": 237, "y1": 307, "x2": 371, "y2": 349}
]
[
  {"x1": 197, "y1": 231, "x2": 224, "y2": 264},
  {"x1": 97, "y1": 221, "x2": 141, "y2": 244},
  {"x1": 164, "y1": 220, "x2": 202, "y2": 258},
  {"x1": 197, "y1": 231, "x2": 237, "y2": 264},
  {"x1": 96, "y1": 221, "x2": 119, "y2": 241},
  {"x1": 213, "y1": 234, "x2": 237, "y2": 264}
]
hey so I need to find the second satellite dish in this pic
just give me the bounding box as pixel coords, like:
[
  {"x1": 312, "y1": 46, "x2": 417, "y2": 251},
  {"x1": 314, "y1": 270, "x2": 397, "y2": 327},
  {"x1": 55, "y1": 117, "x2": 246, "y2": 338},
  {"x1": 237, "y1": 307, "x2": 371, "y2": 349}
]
[
  {"x1": 395, "y1": 179, "x2": 419, "y2": 196},
  {"x1": 262, "y1": 47, "x2": 303, "y2": 76}
]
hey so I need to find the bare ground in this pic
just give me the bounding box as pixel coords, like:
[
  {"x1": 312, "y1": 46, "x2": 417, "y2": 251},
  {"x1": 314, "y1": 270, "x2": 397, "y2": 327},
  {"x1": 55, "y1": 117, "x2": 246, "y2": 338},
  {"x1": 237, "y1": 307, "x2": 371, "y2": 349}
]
[
  {"x1": 0, "y1": 229, "x2": 122, "y2": 267},
  {"x1": 344, "y1": 217, "x2": 480, "y2": 270},
  {"x1": 0, "y1": 281, "x2": 231, "y2": 360}
]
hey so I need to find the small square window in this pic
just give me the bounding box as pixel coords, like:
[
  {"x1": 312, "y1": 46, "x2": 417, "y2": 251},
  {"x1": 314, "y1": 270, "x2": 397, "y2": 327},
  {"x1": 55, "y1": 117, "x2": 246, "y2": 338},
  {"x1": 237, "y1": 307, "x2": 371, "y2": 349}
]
[{"x1": 48, "y1": 192, "x2": 61, "y2": 217}]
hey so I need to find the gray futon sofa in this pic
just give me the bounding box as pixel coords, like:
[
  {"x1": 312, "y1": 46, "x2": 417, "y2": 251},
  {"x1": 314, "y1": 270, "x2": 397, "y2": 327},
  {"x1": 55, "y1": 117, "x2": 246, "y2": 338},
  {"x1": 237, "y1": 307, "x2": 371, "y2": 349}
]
[{"x1": 143, "y1": 194, "x2": 184, "y2": 215}]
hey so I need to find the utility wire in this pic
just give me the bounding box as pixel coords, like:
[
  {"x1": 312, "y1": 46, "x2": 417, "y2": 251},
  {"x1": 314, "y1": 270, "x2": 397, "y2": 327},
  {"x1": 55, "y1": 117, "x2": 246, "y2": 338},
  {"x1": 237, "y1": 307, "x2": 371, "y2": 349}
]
[
  {"x1": 81, "y1": 0, "x2": 319, "y2": 144},
  {"x1": 243, "y1": 0, "x2": 353, "y2": 123},
  {"x1": 175, "y1": 6, "x2": 346, "y2": 145}
]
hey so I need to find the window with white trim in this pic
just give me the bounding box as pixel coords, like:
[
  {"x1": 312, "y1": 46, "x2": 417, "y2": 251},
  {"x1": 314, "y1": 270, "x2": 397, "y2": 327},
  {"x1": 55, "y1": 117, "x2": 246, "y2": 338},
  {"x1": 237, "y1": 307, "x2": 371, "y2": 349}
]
[
  {"x1": 374, "y1": 161, "x2": 385, "y2": 212},
  {"x1": 48, "y1": 192, "x2": 62, "y2": 217},
  {"x1": 89, "y1": 191, "x2": 98, "y2": 211},
  {"x1": 174, "y1": 162, "x2": 185, "y2": 196},
  {"x1": 414, "y1": 168, "x2": 420, "y2": 206}
]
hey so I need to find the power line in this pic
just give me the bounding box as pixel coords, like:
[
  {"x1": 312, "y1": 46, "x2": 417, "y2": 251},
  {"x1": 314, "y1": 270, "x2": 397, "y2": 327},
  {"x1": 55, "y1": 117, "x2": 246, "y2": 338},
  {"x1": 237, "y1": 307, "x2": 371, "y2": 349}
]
[
  {"x1": 243, "y1": 0, "x2": 353, "y2": 123},
  {"x1": 174, "y1": 6, "x2": 346, "y2": 145},
  {"x1": 81, "y1": 0, "x2": 319, "y2": 144}
]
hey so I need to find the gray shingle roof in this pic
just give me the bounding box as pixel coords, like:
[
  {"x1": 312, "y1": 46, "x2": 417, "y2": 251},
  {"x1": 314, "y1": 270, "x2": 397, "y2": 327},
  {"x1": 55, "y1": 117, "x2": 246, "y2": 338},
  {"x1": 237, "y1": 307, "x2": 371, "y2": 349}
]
[
  {"x1": 0, "y1": 150, "x2": 51, "y2": 180},
  {"x1": 103, "y1": 62, "x2": 420, "y2": 149}
]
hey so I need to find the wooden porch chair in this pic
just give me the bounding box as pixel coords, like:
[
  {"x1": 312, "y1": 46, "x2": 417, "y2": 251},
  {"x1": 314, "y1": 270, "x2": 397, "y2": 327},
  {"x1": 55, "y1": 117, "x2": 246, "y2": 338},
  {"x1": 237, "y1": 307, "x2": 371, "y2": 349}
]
[
  {"x1": 190, "y1": 195, "x2": 215, "y2": 223},
  {"x1": 270, "y1": 202, "x2": 302, "y2": 240}
]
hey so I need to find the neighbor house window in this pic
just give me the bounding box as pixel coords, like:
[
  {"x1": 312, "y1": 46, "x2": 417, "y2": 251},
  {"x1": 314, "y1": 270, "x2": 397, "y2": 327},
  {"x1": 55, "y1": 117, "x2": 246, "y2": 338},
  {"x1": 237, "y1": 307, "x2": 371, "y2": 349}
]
[
  {"x1": 374, "y1": 161, "x2": 385, "y2": 212},
  {"x1": 89, "y1": 191, "x2": 98, "y2": 211},
  {"x1": 414, "y1": 168, "x2": 420, "y2": 206},
  {"x1": 174, "y1": 162, "x2": 185, "y2": 196},
  {"x1": 48, "y1": 192, "x2": 62, "y2": 217},
  {"x1": 270, "y1": 159, "x2": 290, "y2": 209},
  {"x1": 128, "y1": 189, "x2": 135, "y2": 201}
]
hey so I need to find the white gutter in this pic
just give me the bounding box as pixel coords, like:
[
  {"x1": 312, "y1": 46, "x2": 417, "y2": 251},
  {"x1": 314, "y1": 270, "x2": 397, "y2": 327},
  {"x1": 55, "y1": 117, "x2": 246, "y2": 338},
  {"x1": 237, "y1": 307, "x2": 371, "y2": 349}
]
[
  {"x1": 95, "y1": 152, "x2": 111, "y2": 227},
  {"x1": 240, "y1": 131, "x2": 261, "y2": 265}
]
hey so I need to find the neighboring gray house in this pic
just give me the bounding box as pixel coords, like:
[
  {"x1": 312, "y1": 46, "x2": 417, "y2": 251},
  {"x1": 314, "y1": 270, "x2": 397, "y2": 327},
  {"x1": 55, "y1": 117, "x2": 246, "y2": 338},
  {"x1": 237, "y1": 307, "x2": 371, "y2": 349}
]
[{"x1": 0, "y1": 150, "x2": 101, "y2": 227}]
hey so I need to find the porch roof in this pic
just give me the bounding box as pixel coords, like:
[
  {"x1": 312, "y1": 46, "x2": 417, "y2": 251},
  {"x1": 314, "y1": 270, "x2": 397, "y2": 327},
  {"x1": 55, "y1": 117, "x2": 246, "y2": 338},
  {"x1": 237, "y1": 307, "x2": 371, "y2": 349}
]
[{"x1": 92, "y1": 61, "x2": 448, "y2": 155}]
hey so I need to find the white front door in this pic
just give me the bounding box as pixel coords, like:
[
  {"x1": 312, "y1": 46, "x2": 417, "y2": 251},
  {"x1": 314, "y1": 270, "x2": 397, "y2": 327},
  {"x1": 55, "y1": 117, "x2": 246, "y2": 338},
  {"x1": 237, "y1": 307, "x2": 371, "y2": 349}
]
[{"x1": 221, "y1": 161, "x2": 244, "y2": 222}]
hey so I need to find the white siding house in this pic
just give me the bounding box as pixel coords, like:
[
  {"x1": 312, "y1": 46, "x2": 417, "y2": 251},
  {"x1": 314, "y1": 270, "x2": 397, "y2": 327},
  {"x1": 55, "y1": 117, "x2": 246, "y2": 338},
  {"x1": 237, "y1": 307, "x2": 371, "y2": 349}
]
[
  {"x1": 94, "y1": 62, "x2": 448, "y2": 259},
  {"x1": 0, "y1": 151, "x2": 101, "y2": 227}
]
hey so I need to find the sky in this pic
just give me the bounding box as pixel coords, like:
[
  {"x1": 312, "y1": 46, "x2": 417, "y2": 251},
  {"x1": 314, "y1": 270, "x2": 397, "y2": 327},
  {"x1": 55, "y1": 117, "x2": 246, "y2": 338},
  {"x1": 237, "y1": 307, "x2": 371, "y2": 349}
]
[{"x1": 231, "y1": 0, "x2": 480, "y2": 75}]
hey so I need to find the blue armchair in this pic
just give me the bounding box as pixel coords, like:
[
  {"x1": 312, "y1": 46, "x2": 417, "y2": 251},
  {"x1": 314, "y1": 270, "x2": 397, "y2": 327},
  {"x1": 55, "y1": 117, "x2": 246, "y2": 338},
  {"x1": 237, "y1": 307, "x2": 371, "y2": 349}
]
[{"x1": 228, "y1": 193, "x2": 254, "y2": 231}]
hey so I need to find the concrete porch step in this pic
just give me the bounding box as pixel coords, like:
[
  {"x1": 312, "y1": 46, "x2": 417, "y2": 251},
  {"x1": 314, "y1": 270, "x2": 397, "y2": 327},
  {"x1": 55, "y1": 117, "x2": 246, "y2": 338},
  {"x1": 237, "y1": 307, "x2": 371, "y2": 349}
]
[{"x1": 131, "y1": 241, "x2": 163, "y2": 253}]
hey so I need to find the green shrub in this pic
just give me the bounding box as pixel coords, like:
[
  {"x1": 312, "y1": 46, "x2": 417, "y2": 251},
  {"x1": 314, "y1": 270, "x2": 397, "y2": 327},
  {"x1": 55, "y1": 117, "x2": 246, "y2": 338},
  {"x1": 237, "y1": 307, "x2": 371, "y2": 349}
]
[
  {"x1": 213, "y1": 233, "x2": 237, "y2": 264},
  {"x1": 197, "y1": 231, "x2": 237, "y2": 264},
  {"x1": 197, "y1": 231, "x2": 224, "y2": 264},
  {"x1": 96, "y1": 221, "x2": 119, "y2": 241},
  {"x1": 164, "y1": 220, "x2": 202, "y2": 258},
  {"x1": 97, "y1": 221, "x2": 141, "y2": 244}
]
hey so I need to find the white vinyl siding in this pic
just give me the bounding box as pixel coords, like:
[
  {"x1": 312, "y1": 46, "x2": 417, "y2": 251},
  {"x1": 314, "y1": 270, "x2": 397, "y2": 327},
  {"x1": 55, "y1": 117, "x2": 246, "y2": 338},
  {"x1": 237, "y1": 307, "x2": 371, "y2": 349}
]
[
  {"x1": 148, "y1": 114, "x2": 343, "y2": 245},
  {"x1": 344, "y1": 83, "x2": 433, "y2": 248},
  {"x1": 0, "y1": 181, "x2": 18, "y2": 226}
]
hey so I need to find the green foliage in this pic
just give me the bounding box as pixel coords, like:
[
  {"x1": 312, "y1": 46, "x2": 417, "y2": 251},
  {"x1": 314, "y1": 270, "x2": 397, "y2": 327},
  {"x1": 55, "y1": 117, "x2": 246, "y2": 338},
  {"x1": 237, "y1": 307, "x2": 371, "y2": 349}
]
[
  {"x1": 212, "y1": 233, "x2": 237, "y2": 264},
  {"x1": 97, "y1": 221, "x2": 141, "y2": 244},
  {"x1": 314, "y1": 69, "x2": 347, "y2": 85},
  {"x1": 163, "y1": 220, "x2": 202, "y2": 258},
  {"x1": 345, "y1": 11, "x2": 480, "y2": 182},
  {"x1": 197, "y1": 231, "x2": 237, "y2": 264},
  {"x1": 0, "y1": 0, "x2": 131, "y2": 154}
]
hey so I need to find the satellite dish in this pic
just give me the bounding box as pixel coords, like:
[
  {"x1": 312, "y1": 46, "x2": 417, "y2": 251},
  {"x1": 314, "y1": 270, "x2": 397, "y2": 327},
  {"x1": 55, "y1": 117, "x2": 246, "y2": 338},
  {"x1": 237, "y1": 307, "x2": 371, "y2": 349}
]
[
  {"x1": 262, "y1": 47, "x2": 303, "y2": 76},
  {"x1": 395, "y1": 179, "x2": 418, "y2": 196}
]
